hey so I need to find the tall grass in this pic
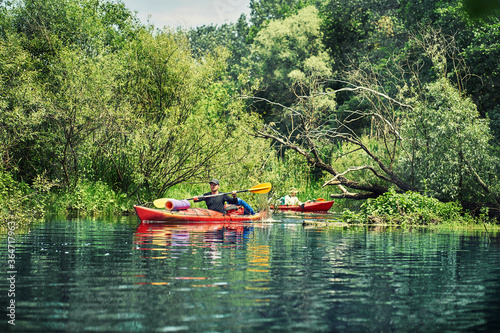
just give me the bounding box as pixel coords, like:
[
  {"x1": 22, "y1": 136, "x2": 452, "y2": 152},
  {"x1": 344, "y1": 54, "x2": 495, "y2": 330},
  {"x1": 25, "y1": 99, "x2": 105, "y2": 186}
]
[{"x1": 46, "y1": 180, "x2": 133, "y2": 217}]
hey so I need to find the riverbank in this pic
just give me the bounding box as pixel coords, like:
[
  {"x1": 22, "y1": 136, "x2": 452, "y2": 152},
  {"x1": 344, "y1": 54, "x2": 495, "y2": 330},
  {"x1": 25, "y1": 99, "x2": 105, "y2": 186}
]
[
  {"x1": 2, "y1": 179, "x2": 499, "y2": 237},
  {"x1": 303, "y1": 219, "x2": 500, "y2": 233}
]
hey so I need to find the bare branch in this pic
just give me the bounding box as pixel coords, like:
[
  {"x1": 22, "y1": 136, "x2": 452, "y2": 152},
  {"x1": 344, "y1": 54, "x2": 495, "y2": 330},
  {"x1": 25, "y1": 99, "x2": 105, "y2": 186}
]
[
  {"x1": 330, "y1": 192, "x2": 380, "y2": 200},
  {"x1": 325, "y1": 80, "x2": 414, "y2": 110},
  {"x1": 323, "y1": 165, "x2": 392, "y2": 187},
  {"x1": 241, "y1": 73, "x2": 415, "y2": 198},
  {"x1": 240, "y1": 95, "x2": 301, "y2": 116}
]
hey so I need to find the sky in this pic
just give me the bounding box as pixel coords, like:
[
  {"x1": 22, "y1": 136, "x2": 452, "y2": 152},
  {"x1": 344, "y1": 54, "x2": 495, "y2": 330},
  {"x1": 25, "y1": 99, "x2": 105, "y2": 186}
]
[{"x1": 120, "y1": 0, "x2": 251, "y2": 28}]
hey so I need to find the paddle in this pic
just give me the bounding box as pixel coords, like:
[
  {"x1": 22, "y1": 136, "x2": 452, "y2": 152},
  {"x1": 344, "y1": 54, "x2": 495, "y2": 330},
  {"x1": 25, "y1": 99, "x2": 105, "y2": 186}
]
[{"x1": 153, "y1": 183, "x2": 272, "y2": 208}]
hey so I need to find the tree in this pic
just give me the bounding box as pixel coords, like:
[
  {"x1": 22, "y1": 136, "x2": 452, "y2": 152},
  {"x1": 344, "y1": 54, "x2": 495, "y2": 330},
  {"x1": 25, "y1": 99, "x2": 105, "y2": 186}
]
[
  {"x1": 396, "y1": 29, "x2": 500, "y2": 205},
  {"x1": 247, "y1": 0, "x2": 315, "y2": 41},
  {"x1": 122, "y1": 29, "x2": 269, "y2": 199},
  {"x1": 249, "y1": 28, "x2": 500, "y2": 208},
  {"x1": 250, "y1": 79, "x2": 411, "y2": 200},
  {"x1": 10, "y1": 0, "x2": 138, "y2": 57},
  {"x1": 244, "y1": 5, "x2": 332, "y2": 123},
  {"x1": 397, "y1": 0, "x2": 500, "y2": 144},
  {"x1": 0, "y1": 30, "x2": 46, "y2": 175},
  {"x1": 398, "y1": 77, "x2": 499, "y2": 204},
  {"x1": 0, "y1": 0, "x2": 138, "y2": 187},
  {"x1": 186, "y1": 16, "x2": 250, "y2": 80}
]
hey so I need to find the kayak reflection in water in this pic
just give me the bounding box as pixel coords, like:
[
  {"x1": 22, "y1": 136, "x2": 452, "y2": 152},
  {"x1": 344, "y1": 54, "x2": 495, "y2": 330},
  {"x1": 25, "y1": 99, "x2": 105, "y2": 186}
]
[{"x1": 193, "y1": 179, "x2": 256, "y2": 215}]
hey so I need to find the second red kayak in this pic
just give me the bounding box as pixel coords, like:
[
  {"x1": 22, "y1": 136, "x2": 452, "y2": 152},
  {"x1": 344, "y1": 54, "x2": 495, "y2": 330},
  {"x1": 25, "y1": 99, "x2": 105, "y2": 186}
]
[
  {"x1": 271, "y1": 200, "x2": 334, "y2": 212},
  {"x1": 134, "y1": 205, "x2": 266, "y2": 223}
]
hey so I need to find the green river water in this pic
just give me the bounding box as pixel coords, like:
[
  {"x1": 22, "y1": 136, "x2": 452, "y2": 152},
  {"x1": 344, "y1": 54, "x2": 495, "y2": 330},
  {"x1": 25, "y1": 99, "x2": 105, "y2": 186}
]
[{"x1": 1, "y1": 213, "x2": 499, "y2": 332}]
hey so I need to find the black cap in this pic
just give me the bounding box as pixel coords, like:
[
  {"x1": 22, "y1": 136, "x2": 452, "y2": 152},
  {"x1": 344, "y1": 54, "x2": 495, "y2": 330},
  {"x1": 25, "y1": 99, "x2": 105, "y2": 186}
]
[{"x1": 209, "y1": 179, "x2": 219, "y2": 185}]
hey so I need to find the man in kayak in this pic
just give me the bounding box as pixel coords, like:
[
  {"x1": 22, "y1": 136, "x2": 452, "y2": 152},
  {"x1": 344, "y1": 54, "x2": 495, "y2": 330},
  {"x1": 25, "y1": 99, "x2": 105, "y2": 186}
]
[
  {"x1": 283, "y1": 188, "x2": 303, "y2": 206},
  {"x1": 193, "y1": 179, "x2": 256, "y2": 215}
]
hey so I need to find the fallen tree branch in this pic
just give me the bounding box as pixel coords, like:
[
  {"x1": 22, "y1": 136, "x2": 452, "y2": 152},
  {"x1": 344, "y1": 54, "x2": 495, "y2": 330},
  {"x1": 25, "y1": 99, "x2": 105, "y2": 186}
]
[
  {"x1": 329, "y1": 192, "x2": 380, "y2": 200},
  {"x1": 254, "y1": 126, "x2": 390, "y2": 194},
  {"x1": 323, "y1": 165, "x2": 392, "y2": 187}
]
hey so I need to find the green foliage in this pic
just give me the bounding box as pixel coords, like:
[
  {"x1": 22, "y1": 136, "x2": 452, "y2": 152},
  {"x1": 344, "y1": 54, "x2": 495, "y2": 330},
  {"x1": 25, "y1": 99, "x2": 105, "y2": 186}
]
[
  {"x1": 399, "y1": 77, "x2": 500, "y2": 202},
  {"x1": 249, "y1": 6, "x2": 330, "y2": 85},
  {"x1": 0, "y1": 170, "x2": 49, "y2": 232},
  {"x1": 462, "y1": 0, "x2": 500, "y2": 19},
  {"x1": 248, "y1": 0, "x2": 315, "y2": 39},
  {"x1": 121, "y1": 29, "x2": 270, "y2": 200},
  {"x1": 10, "y1": 0, "x2": 137, "y2": 56},
  {"x1": 1, "y1": 0, "x2": 138, "y2": 187},
  {"x1": 321, "y1": 0, "x2": 377, "y2": 65},
  {"x1": 363, "y1": 189, "x2": 461, "y2": 221},
  {"x1": 124, "y1": 29, "x2": 199, "y2": 122},
  {"x1": 1, "y1": 0, "x2": 500, "y2": 221},
  {"x1": 47, "y1": 179, "x2": 132, "y2": 217},
  {"x1": 330, "y1": 137, "x2": 390, "y2": 185},
  {"x1": 187, "y1": 18, "x2": 251, "y2": 80},
  {"x1": 0, "y1": 30, "x2": 47, "y2": 175},
  {"x1": 1, "y1": 0, "x2": 273, "y2": 213},
  {"x1": 45, "y1": 48, "x2": 128, "y2": 187},
  {"x1": 260, "y1": 149, "x2": 313, "y2": 205},
  {"x1": 397, "y1": 0, "x2": 500, "y2": 143},
  {"x1": 341, "y1": 188, "x2": 483, "y2": 226},
  {"x1": 459, "y1": 21, "x2": 500, "y2": 139},
  {"x1": 244, "y1": 5, "x2": 332, "y2": 121}
]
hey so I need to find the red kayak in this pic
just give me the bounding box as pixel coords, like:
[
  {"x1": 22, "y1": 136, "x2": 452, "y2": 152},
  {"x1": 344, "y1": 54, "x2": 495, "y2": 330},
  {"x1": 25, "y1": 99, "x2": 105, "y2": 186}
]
[
  {"x1": 271, "y1": 200, "x2": 334, "y2": 212},
  {"x1": 134, "y1": 205, "x2": 267, "y2": 223}
]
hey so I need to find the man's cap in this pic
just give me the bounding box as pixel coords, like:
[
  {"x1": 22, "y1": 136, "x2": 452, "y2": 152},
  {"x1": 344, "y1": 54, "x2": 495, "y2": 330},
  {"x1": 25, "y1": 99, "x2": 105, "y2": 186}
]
[
  {"x1": 209, "y1": 179, "x2": 220, "y2": 185},
  {"x1": 289, "y1": 187, "x2": 299, "y2": 193}
]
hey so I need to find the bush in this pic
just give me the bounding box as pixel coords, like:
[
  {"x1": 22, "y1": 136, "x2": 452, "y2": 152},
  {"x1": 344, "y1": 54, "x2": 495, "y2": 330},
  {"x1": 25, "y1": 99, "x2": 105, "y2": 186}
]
[
  {"x1": 47, "y1": 180, "x2": 132, "y2": 217},
  {"x1": 341, "y1": 188, "x2": 480, "y2": 226},
  {"x1": 0, "y1": 170, "x2": 45, "y2": 233}
]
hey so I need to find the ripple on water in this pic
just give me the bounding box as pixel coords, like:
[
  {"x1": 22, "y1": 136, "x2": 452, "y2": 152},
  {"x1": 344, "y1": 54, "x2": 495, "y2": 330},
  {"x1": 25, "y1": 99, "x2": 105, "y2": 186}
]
[{"x1": 0, "y1": 218, "x2": 498, "y2": 332}]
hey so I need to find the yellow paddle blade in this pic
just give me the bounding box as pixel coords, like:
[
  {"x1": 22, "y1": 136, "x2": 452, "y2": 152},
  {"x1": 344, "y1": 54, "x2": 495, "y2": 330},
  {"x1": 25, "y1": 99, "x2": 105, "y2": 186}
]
[
  {"x1": 248, "y1": 183, "x2": 272, "y2": 194},
  {"x1": 153, "y1": 198, "x2": 169, "y2": 208}
]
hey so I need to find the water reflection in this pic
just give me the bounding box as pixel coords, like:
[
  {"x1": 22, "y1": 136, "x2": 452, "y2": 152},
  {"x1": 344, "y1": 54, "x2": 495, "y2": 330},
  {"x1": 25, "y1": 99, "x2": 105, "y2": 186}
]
[
  {"x1": 132, "y1": 222, "x2": 259, "y2": 287},
  {"x1": 1, "y1": 218, "x2": 499, "y2": 332},
  {"x1": 134, "y1": 221, "x2": 253, "y2": 250}
]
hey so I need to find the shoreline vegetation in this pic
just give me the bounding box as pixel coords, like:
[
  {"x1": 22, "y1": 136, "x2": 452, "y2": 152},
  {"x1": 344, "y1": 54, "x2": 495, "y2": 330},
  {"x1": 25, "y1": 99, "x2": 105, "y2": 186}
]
[
  {"x1": 2, "y1": 1, "x2": 500, "y2": 235},
  {"x1": 302, "y1": 221, "x2": 500, "y2": 235},
  {"x1": 2, "y1": 178, "x2": 498, "y2": 236}
]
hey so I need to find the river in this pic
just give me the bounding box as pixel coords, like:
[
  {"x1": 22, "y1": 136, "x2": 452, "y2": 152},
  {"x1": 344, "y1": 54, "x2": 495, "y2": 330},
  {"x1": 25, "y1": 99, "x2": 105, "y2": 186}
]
[{"x1": 1, "y1": 213, "x2": 499, "y2": 332}]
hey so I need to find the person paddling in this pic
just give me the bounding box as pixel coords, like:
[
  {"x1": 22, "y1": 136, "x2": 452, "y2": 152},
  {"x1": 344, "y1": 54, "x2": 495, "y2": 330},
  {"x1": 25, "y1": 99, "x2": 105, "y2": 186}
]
[
  {"x1": 283, "y1": 188, "x2": 302, "y2": 206},
  {"x1": 193, "y1": 179, "x2": 256, "y2": 215},
  {"x1": 193, "y1": 179, "x2": 237, "y2": 214}
]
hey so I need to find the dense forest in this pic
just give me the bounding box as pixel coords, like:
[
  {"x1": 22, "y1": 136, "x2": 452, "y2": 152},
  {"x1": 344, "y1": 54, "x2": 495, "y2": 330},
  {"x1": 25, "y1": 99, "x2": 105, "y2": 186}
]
[{"x1": 1, "y1": 0, "x2": 500, "y2": 224}]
